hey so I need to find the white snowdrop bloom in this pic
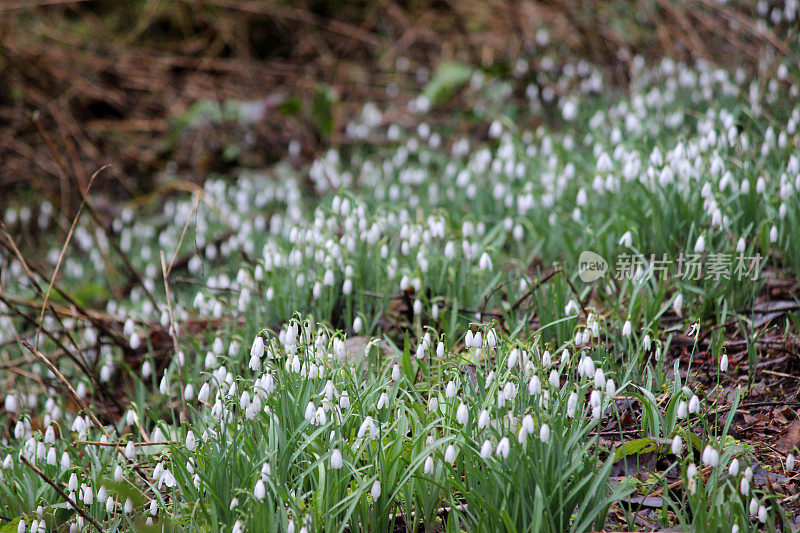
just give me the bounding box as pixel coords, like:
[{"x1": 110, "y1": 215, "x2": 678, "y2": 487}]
[
  {"x1": 129, "y1": 333, "x2": 141, "y2": 350},
  {"x1": 478, "y1": 253, "x2": 493, "y2": 272},
  {"x1": 495, "y1": 437, "x2": 510, "y2": 459},
  {"x1": 330, "y1": 449, "x2": 343, "y2": 469},
  {"x1": 428, "y1": 396, "x2": 439, "y2": 413},
  {"x1": 82, "y1": 485, "x2": 94, "y2": 505},
  {"x1": 740, "y1": 476, "x2": 750, "y2": 495},
  {"x1": 377, "y1": 393, "x2": 389, "y2": 410},
  {"x1": 198, "y1": 383, "x2": 210, "y2": 403},
  {"x1": 250, "y1": 336, "x2": 264, "y2": 360},
  {"x1": 719, "y1": 353, "x2": 729, "y2": 372},
  {"x1": 68, "y1": 473, "x2": 78, "y2": 492},
  {"x1": 456, "y1": 403, "x2": 469, "y2": 426},
  {"x1": 528, "y1": 376, "x2": 541, "y2": 395},
  {"x1": 371, "y1": 480, "x2": 381, "y2": 500},
  {"x1": 672, "y1": 293, "x2": 683, "y2": 316},
  {"x1": 618, "y1": 231, "x2": 633, "y2": 247},
  {"x1": 671, "y1": 435, "x2": 682, "y2": 456},
  {"x1": 60, "y1": 452, "x2": 71, "y2": 471},
  {"x1": 391, "y1": 365, "x2": 401, "y2": 382},
  {"x1": 46, "y1": 447, "x2": 57, "y2": 466},
  {"x1": 688, "y1": 395, "x2": 700, "y2": 414},
  {"x1": 478, "y1": 409, "x2": 491, "y2": 429},
  {"x1": 444, "y1": 444, "x2": 457, "y2": 464},
  {"x1": 184, "y1": 384, "x2": 195, "y2": 401},
  {"x1": 423, "y1": 456, "x2": 434, "y2": 474},
  {"x1": 521, "y1": 415, "x2": 535, "y2": 435},
  {"x1": 124, "y1": 441, "x2": 136, "y2": 460},
  {"x1": 436, "y1": 342, "x2": 445, "y2": 357},
  {"x1": 352, "y1": 316, "x2": 363, "y2": 333},
  {"x1": 548, "y1": 369, "x2": 559, "y2": 389},
  {"x1": 702, "y1": 445, "x2": 719, "y2": 468},
  {"x1": 749, "y1": 497, "x2": 759, "y2": 516},
  {"x1": 304, "y1": 402, "x2": 316, "y2": 421},
  {"x1": 677, "y1": 400, "x2": 688, "y2": 419},
  {"x1": 445, "y1": 381, "x2": 457, "y2": 398},
  {"x1": 566, "y1": 392, "x2": 579, "y2": 418},
  {"x1": 736, "y1": 237, "x2": 746, "y2": 252},
  {"x1": 605, "y1": 379, "x2": 616, "y2": 398},
  {"x1": 539, "y1": 424, "x2": 550, "y2": 443},
  {"x1": 694, "y1": 235, "x2": 706, "y2": 254},
  {"x1": 186, "y1": 430, "x2": 197, "y2": 451},
  {"x1": 254, "y1": 479, "x2": 266, "y2": 500},
  {"x1": 479, "y1": 440, "x2": 492, "y2": 459},
  {"x1": 149, "y1": 500, "x2": 158, "y2": 516},
  {"x1": 106, "y1": 496, "x2": 115, "y2": 514},
  {"x1": 744, "y1": 466, "x2": 753, "y2": 481},
  {"x1": 339, "y1": 391, "x2": 350, "y2": 409},
  {"x1": 542, "y1": 350, "x2": 552, "y2": 367},
  {"x1": 142, "y1": 361, "x2": 152, "y2": 379},
  {"x1": 787, "y1": 454, "x2": 795, "y2": 472},
  {"x1": 486, "y1": 329, "x2": 497, "y2": 348},
  {"x1": 622, "y1": 320, "x2": 632, "y2": 338},
  {"x1": 124, "y1": 498, "x2": 133, "y2": 514},
  {"x1": 729, "y1": 458, "x2": 740, "y2": 476},
  {"x1": 769, "y1": 225, "x2": 778, "y2": 243},
  {"x1": 642, "y1": 334, "x2": 651, "y2": 351},
  {"x1": 114, "y1": 465, "x2": 123, "y2": 483},
  {"x1": 757, "y1": 505, "x2": 768, "y2": 523},
  {"x1": 464, "y1": 330, "x2": 474, "y2": 347}
]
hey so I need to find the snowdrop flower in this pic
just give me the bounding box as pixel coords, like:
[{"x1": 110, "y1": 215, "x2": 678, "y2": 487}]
[
  {"x1": 548, "y1": 369, "x2": 559, "y2": 389},
  {"x1": 377, "y1": 393, "x2": 389, "y2": 410},
  {"x1": 330, "y1": 449, "x2": 343, "y2": 469},
  {"x1": 428, "y1": 396, "x2": 439, "y2": 413},
  {"x1": 186, "y1": 430, "x2": 197, "y2": 451},
  {"x1": 729, "y1": 458, "x2": 740, "y2": 476},
  {"x1": 436, "y1": 342, "x2": 445, "y2": 357},
  {"x1": 495, "y1": 437, "x2": 510, "y2": 459},
  {"x1": 769, "y1": 225, "x2": 778, "y2": 243},
  {"x1": 391, "y1": 365, "x2": 401, "y2": 382},
  {"x1": 622, "y1": 320, "x2": 632, "y2": 338},
  {"x1": 566, "y1": 392, "x2": 578, "y2": 418},
  {"x1": 671, "y1": 435, "x2": 682, "y2": 456},
  {"x1": 539, "y1": 424, "x2": 550, "y2": 443},
  {"x1": 445, "y1": 381, "x2": 457, "y2": 398},
  {"x1": 423, "y1": 456, "x2": 434, "y2": 474},
  {"x1": 124, "y1": 498, "x2": 133, "y2": 514},
  {"x1": 677, "y1": 400, "x2": 688, "y2": 419},
  {"x1": 687, "y1": 463, "x2": 698, "y2": 495},
  {"x1": 479, "y1": 440, "x2": 492, "y2": 459},
  {"x1": 352, "y1": 316, "x2": 363, "y2": 334},
  {"x1": 371, "y1": 480, "x2": 381, "y2": 500},
  {"x1": 250, "y1": 336, "x2": 264, "y2": 360},
  {"x1": 757, "y1": 505, "x2": 768, "y2": 523},
  {"x1": 478, "y1": 253, "x2": 493, "y2": 271},
  {"x1": 693, "y1": 235, "x2": 706, "y2": 254},
  {"x1": 672, "y1": 292, "x2": 683, "y2": 316},
  {"x1": 702, "y1": 445, "x2": 719, "y2": 468},
  {"x1": 618, "y1": 231, "x2": 633, "y2": 247},
  {"x1": 456, "y1": 403, "x2": 469, "y2": 426},
  {"x1": 740, "y1": 476, "x2": 750, "y2": 495},
  {"x1": 339, "y1": 391, "x2": 350, "y2": 409},
  {"x1": 478, "y1": 409, "x2": 490, "y2": 429},
  {"x1": 528, "y1": 376, "x2": 541, "y2": 395},
  {"x1": 719, "y1": 353, "x2": 729, "y2": 372},
  {"x1": 605, "y1": 379, "x2": 616, "y2": 398},
  {"x1": 254, "y1": 479, "x2": 266, "y2": 500},
  {"x1": 787, "y1": 453, "x2": 795, "y2": 472},
  {"x1": 444, "y1": 444, "x2": 456, "y2": 464},
  {"x1": 688, "y1": 395, "x2": 700, "y2": 414}
]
